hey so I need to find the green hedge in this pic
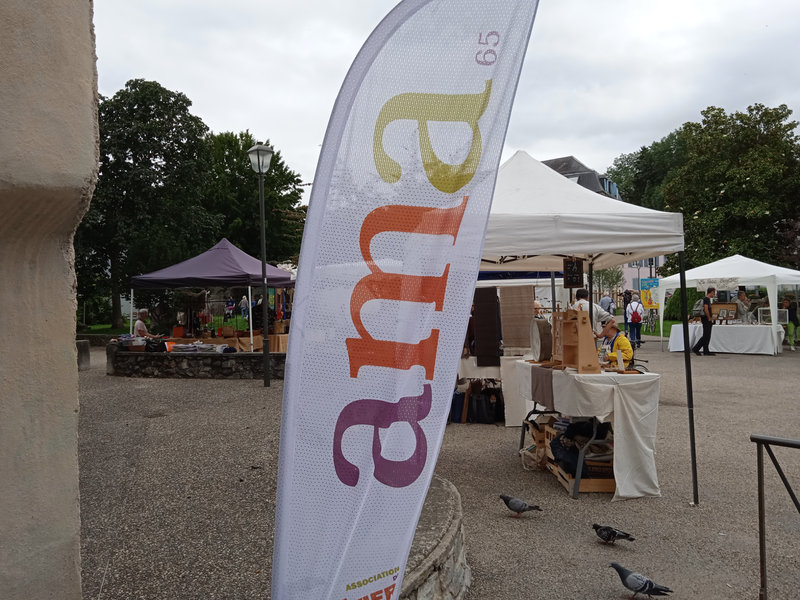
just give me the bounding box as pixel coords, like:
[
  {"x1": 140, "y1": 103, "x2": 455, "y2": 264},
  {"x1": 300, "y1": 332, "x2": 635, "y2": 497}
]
[{"x1": 664, "y1": 288, "x2": 705, "y2": 321}]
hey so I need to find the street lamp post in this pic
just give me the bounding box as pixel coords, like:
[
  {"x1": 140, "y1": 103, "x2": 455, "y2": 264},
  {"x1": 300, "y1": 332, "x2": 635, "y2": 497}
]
[{"x1": 247, "y1": 142, "x2": 274, "y2": 387}]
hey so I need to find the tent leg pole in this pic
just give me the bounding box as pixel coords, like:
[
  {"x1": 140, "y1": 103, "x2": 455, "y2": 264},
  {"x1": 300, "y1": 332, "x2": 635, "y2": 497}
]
[
  {"x1": 679, "y1": 251, "x2": 700, "y2": 505},
  {"x1": 550, "y1": 272, "x2": 556, "y2": 314},
  {"x1": 259, "y1": 171, "x2": 271, "y2": 387},
  {"x1": 130, "y1": 289, "x2": 134, "y2": 335},
  {"x1": 248, "y1": 286, "x2": 254, "y2": 352},
  {"x1": 588, "y1": 261, "x2": 594, "y2": 327}
]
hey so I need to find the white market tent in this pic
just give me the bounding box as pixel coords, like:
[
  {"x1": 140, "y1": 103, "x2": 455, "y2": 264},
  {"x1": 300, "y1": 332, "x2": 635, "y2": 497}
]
[
  {"x1": 481, "y1": 150, "x2": 685, "y2": 271},
  {"x1": 655, "y1": 254, "x2": 800, "y2": 353},
  {"x1": 479, "y1": 151, "x2": 719, "y2": 502}
]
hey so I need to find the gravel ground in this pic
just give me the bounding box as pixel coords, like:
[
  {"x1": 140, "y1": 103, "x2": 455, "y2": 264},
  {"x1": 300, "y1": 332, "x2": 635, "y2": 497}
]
[{"x1": 79, "y1": 340, "x2": 800, "y2": 599}]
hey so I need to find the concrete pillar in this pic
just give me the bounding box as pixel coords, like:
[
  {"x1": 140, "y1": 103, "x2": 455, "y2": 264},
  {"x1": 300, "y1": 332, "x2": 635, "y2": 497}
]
[
  {"x1": 77, "y1": 340, "x2": 92, "y2": 371},
  {"x1": 0, "y1": 2, "x2": 97, "y2": 598}
]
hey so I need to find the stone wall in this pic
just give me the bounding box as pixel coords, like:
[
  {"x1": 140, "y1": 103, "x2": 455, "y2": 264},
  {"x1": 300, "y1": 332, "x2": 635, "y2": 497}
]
[
  {"x1": 400, "y1": 477, "x2": 471, "y2": 600},
  {"x1": 77, "y1": 333, "x2": 118, "y2": 346},
  {"x1": 106, "y1": 344, "x2": 287, "y2": 379}
]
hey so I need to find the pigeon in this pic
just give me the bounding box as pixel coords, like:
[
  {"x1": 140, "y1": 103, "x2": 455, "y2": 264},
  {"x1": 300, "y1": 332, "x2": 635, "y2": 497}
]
[
  {"x1": 593, "y1": 523, "x2": 635, "y2": 544},
  {"x1": 610, "y1": 562, "x2": 672, "y2": 598},
  {"x1": 499, "y1": 494, "x2": 542, "y2": 517}
]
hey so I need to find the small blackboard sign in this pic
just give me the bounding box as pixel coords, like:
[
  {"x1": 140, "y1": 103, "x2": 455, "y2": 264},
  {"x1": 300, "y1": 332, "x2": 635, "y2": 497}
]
[{"x1": 563, "y1": 258, "x2": 584, "y2": 288}]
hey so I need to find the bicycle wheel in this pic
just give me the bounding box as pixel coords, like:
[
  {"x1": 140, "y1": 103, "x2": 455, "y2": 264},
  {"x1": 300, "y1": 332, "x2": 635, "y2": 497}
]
[{"x1": 644, "y1": 310, "x2": 657, "y2": 334}]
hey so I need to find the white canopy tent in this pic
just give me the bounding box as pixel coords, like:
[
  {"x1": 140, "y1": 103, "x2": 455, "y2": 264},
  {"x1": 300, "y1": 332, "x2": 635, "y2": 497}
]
[
  {"x1": 481, "y1": 150, "x2": 685, "y2": 271},
  {"x1": 478, "y1": 151, "x2": 713, "y2": 502},
  {"x1": 655, "y1": 254, "x2": 800, "y2": 354}
]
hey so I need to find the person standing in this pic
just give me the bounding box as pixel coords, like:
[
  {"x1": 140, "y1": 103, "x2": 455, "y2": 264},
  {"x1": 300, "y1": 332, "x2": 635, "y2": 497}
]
[
  {"x1": 782, "y1": 296, "x2": 798, "y2": 351},
  {"x1": 621, "y1": 289, "x2": 632, "y2": 333},
  {"x1": 626, "y1": 293, "x2": 644, "y2": 349},
  {"x1": 239, "y1": 295, "x2": 250, "y2": 319},
  {"x1": 599, "y1": 291, "x2": 614, "y2": 314},
  {"x1": 692, "y1": 287, "x2": 717, "y2": 356}
]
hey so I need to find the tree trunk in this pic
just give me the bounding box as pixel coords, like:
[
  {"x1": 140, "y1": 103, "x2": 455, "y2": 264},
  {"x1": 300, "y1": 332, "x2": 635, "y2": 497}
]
[{"x1": 110, "y1": 253, "x2": 124, "y2": 329}]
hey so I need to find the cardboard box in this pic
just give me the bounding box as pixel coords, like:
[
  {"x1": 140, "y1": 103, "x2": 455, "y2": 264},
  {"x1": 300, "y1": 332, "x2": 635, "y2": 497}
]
[{"x1": 268, "y1": 334, "x2": 289, "y2": 353}]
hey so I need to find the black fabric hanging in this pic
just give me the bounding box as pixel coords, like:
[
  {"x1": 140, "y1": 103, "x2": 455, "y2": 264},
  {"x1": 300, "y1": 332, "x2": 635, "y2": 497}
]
[{"x1": 472, "y1": 287, "x2": 501, "y2": 366}]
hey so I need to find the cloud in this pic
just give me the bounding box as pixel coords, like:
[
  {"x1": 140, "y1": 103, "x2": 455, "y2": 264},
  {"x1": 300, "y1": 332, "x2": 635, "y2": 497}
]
[{"x1": 94, "y1": 0, "x2": 800, "y2": 194}]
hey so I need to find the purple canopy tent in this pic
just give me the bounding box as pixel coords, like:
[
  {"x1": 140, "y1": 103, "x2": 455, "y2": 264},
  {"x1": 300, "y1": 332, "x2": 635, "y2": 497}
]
[
  {"x1": 129, "y1": 238, "x2": 294, "y2": 347},
  {"x1": 130, "y1": 238, "x2": 293, "y2": 289}
]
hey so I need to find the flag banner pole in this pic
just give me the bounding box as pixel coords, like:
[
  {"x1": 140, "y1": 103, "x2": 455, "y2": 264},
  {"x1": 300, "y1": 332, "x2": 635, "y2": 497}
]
[{"x1": 272, "y1": 1, "x2": 539, "y2": 597}]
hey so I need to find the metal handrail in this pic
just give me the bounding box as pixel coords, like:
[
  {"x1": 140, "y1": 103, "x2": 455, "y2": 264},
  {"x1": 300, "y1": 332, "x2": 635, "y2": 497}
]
[{"x1": 750, "y1": 434, "x2": 800, "y2": 600}]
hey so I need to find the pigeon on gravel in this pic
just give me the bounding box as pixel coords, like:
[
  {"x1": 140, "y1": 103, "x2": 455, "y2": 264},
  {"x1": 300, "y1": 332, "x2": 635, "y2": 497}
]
[
  {"x1": 593, "y1": 523, "x2": 635, "y2": 544},
  {"x1": 499, "y1": 494, "x2": 542, "y2": 517},
  {"x1": 610, "y1": 562, "x2": 672, "y2": 598}
]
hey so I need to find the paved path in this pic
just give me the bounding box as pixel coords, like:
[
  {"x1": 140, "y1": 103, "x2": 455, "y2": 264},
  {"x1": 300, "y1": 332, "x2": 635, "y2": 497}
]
[{"x1": 79, "y1": 341, "x2": 800, "y2": 599}]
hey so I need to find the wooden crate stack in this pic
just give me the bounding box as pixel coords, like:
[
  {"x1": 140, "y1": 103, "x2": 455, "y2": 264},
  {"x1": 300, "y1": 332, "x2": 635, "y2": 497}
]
[{"x1": 524, "y1": 417, "x2": 615, "y2": 494}]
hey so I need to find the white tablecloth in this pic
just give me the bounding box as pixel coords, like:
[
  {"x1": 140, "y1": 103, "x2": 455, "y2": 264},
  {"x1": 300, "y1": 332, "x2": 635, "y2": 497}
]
[
  {"x1": 668, "y1": 323, "x2": 783, "y2": 355},
  {"x1": 516, "y1": 361, "x2": 661, "y2": 501}
]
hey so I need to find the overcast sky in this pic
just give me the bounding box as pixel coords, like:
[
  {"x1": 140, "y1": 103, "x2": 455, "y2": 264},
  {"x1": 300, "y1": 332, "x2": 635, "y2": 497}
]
[{"x1": 94, "y1": 0, "x2": 800, "y2": 201}]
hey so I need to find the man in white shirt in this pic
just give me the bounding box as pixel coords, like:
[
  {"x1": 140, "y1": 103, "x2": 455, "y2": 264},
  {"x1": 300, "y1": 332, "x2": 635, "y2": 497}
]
[
  {"x1": 571, "y1": 288, "x2": 612, "y2": 336},
  {"x1": 735, "y1": 291, "x2": 752, "y2": 323},
  {"x1": 133, "y1": 309, "x2": 158, "y2": 339}
]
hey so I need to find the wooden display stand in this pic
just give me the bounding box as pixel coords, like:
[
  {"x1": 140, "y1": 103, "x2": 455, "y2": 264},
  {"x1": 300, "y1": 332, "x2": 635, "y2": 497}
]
[
  {"x1": 711, "y1": 302, "x2": 737, "y2": 323},
  {"x1": 551, "y1": 309, "x2": 600, "y2": 374}
]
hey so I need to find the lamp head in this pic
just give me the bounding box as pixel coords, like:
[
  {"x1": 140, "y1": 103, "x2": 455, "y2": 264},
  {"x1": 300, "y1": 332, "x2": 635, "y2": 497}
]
[{"x1": 247, "y1": 142, "x2": 274, "y2": 174}]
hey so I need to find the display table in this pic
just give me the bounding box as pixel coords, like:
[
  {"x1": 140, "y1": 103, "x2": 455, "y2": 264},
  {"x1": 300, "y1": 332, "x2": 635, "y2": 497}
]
[
  {"x1": 164, "y1": 334, "x2": 290, "y2": 353},
  {"x1": 668, "y1": 323, "x2": 784, "y2": 355},
  {"x1": 516, "y1": 361, "x2": 661, "y2": 500},
  {"x1": 165, "y1": 336, "x2": 263, "y2": 351}
]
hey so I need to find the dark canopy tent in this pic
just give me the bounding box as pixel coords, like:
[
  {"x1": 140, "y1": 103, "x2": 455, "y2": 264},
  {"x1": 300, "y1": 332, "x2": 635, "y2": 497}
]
[
  {"x1": 129, "y1": 238, "x2": 294, "y2": 346},
  {"x1": 130, "y1": 238, "x2": 294, "y2": 289}
]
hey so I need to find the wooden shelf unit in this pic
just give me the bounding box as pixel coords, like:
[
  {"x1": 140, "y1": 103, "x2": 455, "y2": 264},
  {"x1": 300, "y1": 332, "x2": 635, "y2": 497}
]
[{"x1": 552, "y1": 309, "x2": 600, "y2": 374}]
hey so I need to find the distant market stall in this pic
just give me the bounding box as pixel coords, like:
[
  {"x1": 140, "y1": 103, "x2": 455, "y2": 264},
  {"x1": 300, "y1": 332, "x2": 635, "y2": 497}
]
[
  {"x1": 655, "y1": 254, "x2": 800, "y2": 355},
  {"x1": 130, "y1": 238, "x2": 294, "y2": 350}
]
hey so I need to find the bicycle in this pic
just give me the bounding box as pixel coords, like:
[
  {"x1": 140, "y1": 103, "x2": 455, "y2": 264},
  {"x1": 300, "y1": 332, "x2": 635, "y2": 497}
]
[
  {"x1": 629, "y1": 349, "x2": 649, "y2": 373},
  {"x1": 643, "y1": 308, "x2": 658, "y2": 335}
]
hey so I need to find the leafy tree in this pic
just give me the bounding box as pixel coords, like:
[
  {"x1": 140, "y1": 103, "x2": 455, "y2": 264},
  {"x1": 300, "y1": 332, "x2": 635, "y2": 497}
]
[
  {"x1": 75, "y1": 79, "x2": 219, "y2": 327},
  {"x1": 663, "y1": 104, "x2": 800, "y2": 271},
  {"x1": 204, "y1": 131, "x2": 306, "y2": 264},
  {"x1": 608, "y1": 104, "x2": 800, "y2": 274},
  {"x1": 607, "y1": 131, "x2": 686, "y2": 210},
  {"x1": 594, "y1": 267, "x2": 624, "y2": 295}
]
